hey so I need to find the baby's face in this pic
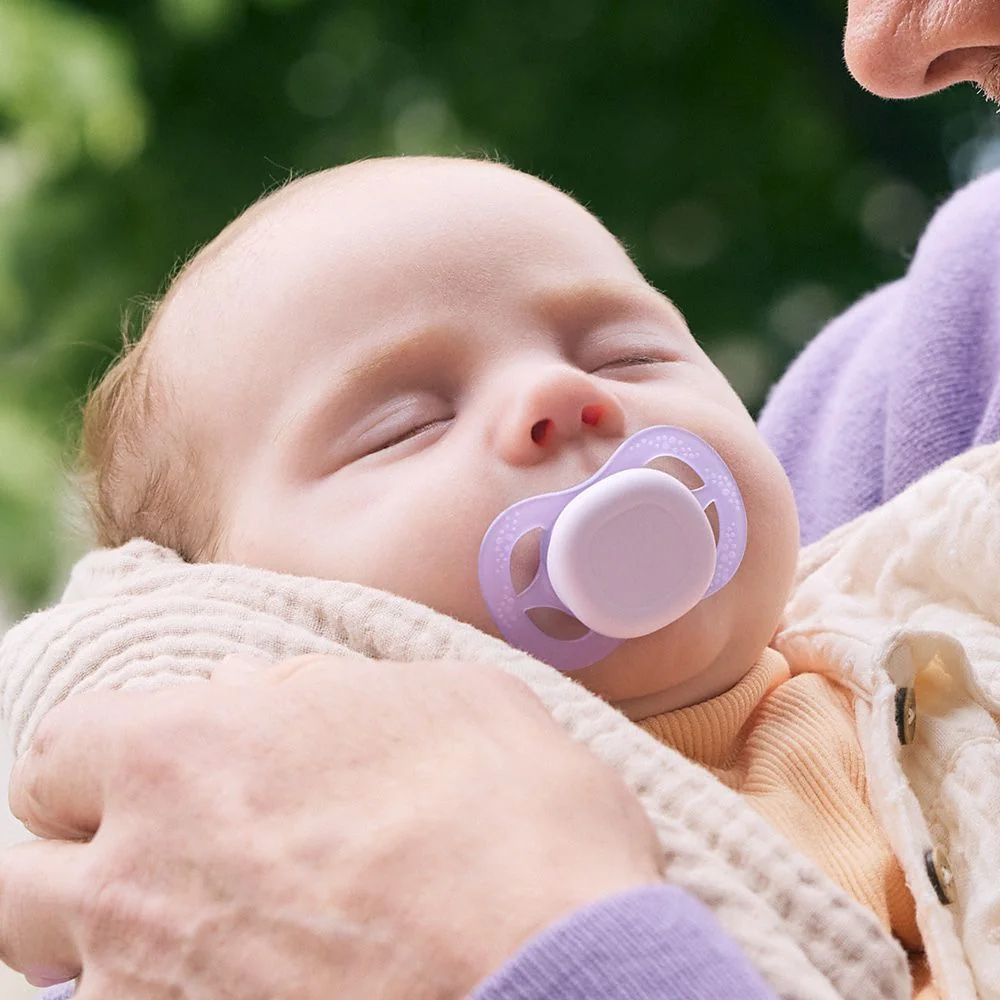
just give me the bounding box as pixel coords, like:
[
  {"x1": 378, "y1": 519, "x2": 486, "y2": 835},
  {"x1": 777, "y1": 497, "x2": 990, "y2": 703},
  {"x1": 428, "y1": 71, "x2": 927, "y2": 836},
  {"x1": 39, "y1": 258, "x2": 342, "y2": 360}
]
[{"x1": 155, "y1": 158, "x2": 799, "y2": 716}]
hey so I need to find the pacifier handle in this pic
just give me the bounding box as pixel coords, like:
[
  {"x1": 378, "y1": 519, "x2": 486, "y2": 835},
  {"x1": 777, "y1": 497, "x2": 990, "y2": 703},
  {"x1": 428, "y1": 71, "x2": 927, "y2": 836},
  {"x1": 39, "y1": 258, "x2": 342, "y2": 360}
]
[{"x1": 546, "y1": 468, "x2": 717, "y2": 639}]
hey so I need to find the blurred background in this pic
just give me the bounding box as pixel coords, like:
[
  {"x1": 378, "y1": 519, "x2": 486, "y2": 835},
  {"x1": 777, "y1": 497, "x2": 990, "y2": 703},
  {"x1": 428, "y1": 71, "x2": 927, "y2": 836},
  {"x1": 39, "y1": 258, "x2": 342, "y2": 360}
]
[
  {"x1": 1, "y1": 0, "x2": 999, "y2": 617},
  {"x1": 0, "y1": 2, "x2": 999, "y2": 994}
]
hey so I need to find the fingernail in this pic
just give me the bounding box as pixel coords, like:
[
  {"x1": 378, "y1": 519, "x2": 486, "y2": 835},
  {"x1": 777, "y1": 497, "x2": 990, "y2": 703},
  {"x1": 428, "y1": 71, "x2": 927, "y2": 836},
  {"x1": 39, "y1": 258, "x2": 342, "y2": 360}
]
[{"x1": 25, "y1": 967, "x2": 76, "y2": 988}]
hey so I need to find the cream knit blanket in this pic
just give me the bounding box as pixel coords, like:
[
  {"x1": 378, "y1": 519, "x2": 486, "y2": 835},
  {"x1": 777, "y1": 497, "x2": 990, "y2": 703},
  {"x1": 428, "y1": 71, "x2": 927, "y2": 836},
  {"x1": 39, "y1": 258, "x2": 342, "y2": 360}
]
[{"x1": 0, "y1": 540, "x2": 909, "y2": 1000}]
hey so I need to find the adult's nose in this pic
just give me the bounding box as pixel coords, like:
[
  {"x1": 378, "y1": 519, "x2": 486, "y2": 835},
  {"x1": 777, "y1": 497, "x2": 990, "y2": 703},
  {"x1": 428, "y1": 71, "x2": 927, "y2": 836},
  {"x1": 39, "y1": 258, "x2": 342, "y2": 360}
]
[
  {"x1": 494, "y1": 365, "x2": 626, "y2": 467},
  {"x1": 843, "y1": 0, "x2": 1000, "y2": 99}
]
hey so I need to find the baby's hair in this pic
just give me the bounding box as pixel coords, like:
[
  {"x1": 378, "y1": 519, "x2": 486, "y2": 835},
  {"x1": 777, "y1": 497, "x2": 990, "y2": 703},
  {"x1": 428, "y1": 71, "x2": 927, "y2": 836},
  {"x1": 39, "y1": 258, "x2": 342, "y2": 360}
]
[
  {"x1": 77, "y1": 172, "x2": 312, "y2": 560},
  {"x1": 77, "y1": 296, "x2": 219, "y2": 561}
]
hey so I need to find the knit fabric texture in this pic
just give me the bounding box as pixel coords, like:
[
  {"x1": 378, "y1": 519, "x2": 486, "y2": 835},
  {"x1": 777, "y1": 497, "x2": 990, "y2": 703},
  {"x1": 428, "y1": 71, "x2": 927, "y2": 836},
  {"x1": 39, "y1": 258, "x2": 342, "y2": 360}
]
[
  {"x1": 467, "y1": 884, "x2": 779, "y2": 1000},
  {"x1": 758, "y1": 168, "x2": 1000, "y2": 545},
  {"x1": 0, "y1": 541, "x2": 908, "y2": 1000},
  {"x1": 38, "y1": 986, "x2": 74, "y2": 1000},
  {"x1": 774, "y1": 443, "x2": 1000, "y2": 999},
  {"x1": 639, "y1": 648, "x2": 920, "y2": 951}
]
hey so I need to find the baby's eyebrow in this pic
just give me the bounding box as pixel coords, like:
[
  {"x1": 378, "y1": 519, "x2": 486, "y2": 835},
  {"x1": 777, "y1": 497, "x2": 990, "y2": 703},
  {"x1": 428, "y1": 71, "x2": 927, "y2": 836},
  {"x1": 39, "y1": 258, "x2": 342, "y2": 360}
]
[
  {"x1": 269, "y1": 323, "x2": 464, "y2": 455},
  {"x1": 338, "y1": 323, "x2": 463, "y2": 389},
  {"x1": 529, "y1": 280, "x2": 687, "y2": 334}
]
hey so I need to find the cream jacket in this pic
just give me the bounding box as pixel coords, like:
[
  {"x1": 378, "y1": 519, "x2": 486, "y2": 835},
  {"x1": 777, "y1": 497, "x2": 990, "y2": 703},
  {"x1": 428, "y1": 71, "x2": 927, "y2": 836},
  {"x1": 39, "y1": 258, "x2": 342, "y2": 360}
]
[{"x1": 776, "y1": 443, "x2": 1000, "y2": 1000}]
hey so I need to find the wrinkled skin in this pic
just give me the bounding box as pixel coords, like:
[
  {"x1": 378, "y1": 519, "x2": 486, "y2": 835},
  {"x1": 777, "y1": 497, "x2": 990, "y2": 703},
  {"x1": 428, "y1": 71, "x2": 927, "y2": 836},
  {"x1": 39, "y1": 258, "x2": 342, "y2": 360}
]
[
  {"x1": 5, "y1": 3, "x2": 1000, "y2": 996},
  {"x1": 845, "y1": 0, "x2": 1000, "y2": 101},
  {"x1": 1, "y1": 656, "x2": 661, "y2": 997}
]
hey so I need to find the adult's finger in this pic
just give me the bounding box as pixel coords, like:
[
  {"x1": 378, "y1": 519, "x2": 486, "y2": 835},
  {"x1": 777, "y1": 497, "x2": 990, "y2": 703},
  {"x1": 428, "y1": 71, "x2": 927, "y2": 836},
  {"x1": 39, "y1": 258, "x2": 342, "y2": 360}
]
[
  {"x1": 210, "y1": 654, "x2": 272, "y2": 685},
  {"x1": 9, "y1": 692, "x2": 126, "y2": 838},
  {"x1": 0, "y1": 840, "x2": 83, "y2": 982},
  {"x1": 211, "y1": 653, "x2": 359, "y2": 687}
]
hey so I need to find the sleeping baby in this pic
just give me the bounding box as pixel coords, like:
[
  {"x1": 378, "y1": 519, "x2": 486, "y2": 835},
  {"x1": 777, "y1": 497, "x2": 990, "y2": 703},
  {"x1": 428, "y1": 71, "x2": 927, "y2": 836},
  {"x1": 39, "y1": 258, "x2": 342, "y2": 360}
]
[{"x1": 6, "y1": 154, "x2": 1000, "y2": 999}]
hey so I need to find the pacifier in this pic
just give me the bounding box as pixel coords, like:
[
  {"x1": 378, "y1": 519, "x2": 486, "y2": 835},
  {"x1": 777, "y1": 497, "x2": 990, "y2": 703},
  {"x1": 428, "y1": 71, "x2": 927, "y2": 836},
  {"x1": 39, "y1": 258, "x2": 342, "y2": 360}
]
[{"x1": 478, "y1": 426, "x2": 747, "y2": 672}]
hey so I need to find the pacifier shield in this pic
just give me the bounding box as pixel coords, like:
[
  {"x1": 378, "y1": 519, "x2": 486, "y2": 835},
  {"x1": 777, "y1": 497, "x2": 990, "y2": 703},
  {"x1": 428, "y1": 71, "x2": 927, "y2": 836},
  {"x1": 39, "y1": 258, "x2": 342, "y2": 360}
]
[
  {"x1": 478, "y1": 425, "x2": 747, "y2": 672},
  {"x1": 547, "y1": 468, "x2": 716, "y2": 639}
]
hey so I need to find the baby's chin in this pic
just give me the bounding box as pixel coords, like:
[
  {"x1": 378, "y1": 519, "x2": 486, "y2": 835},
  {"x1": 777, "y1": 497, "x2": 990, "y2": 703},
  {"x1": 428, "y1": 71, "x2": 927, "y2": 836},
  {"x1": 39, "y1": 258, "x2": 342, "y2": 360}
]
[{"x1": 571, "y1": 602, "x2": 760, "y2": 719}]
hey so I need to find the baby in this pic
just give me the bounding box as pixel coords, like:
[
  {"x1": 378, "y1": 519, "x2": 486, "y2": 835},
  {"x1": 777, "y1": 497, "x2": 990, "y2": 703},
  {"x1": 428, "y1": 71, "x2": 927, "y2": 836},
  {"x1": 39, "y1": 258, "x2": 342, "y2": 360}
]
[
  {"x1": 19, "y1": 155, "x2": 973, "y2": 997},
  {"x1": 84, "y1": 155, "x2": 800, "y2": 718}
]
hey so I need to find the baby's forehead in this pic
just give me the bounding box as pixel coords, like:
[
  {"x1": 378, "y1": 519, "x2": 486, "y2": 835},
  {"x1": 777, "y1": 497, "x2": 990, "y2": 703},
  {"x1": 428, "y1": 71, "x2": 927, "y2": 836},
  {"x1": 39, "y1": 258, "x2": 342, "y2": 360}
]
[
  {"x1": 182, "y1": 157, "x2": 503, "y2": 274},
  {"x1": 159, "y1": 160, "x2": 579, "y2": 319},
  {"x1": 149, "y1": 175, "x2": 330, "y2": 363},
  {"x1": 177, "y1": 156, "x2": 619, "y2": 285},
  {"x1": 152, "y1": 157, "x2": 642, "y2": 397},
  {"x1": 171, "y1": 175, "x2": 323, "y2": 295},
  {"x1": 139, "y1": 163, "x2": 443, "y2": 388}
]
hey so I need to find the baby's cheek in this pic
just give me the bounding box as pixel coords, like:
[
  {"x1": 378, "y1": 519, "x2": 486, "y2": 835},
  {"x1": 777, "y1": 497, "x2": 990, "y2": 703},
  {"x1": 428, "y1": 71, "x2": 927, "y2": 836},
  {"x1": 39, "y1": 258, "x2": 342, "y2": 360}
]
[{"x1": 366, "y1": 517, "x2": 492, "y2": 628}]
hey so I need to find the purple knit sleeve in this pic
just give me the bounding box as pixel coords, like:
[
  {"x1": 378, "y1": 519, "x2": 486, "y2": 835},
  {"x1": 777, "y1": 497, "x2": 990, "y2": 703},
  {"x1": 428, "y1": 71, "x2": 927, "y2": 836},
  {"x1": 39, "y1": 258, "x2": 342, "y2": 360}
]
[
  {"x1": 38, "y1": 887, "x2": 775, "y2": 1000},
  {"x1": 468, "y1": 884, "x2": 777, "y2": 1000},
  {"x1": 759, "y1": 168, "x2": 1000, "y2": 543},
  {"x1": 38, "y1": 985, "x2": 74, "y2": 1000},
  {"x1": 36, "y1": 888, "x2": 775, "y2": 1000}
]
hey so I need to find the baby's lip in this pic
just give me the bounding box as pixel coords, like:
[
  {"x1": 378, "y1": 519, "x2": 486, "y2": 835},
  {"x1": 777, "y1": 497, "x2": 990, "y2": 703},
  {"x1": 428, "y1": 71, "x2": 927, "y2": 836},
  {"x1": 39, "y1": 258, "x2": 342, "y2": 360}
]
[
  {"x1": 508, "y1": 426, "x2": 705, "y2": 512},
  {"x1": 544, "y1": 441, "x2": 628, "y2": 494}
]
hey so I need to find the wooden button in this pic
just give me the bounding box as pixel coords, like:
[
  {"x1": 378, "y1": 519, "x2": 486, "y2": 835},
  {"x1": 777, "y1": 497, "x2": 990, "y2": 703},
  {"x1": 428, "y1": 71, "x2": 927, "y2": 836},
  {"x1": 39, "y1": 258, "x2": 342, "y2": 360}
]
[
  {"x1": 895, "y1": 686, "x2": 917, "y2": 745},
  {"x1": 925, "y1": 847, "x2": 955, "y2": 905}
]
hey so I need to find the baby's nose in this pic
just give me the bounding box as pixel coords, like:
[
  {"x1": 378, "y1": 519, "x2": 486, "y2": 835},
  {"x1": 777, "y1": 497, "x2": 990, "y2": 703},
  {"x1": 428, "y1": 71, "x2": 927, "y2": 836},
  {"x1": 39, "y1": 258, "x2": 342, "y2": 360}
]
[
  {"x1": 497, "y1": 367, "x2": 626, "y2": 466},
  {"x1": 530, "y1": 403, "x2": 604, "y2": 446}
]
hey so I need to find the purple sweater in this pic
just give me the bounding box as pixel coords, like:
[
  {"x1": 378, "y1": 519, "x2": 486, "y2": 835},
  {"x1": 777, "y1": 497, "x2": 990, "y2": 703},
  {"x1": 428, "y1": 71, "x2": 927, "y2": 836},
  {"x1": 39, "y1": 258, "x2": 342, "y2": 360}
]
[
  {"x1": 39, "y1": 171, "x2": 1000, "y2": 1000},
  {"x1": 759, "y1": 168, "x2": 1000, "y2": 544}
]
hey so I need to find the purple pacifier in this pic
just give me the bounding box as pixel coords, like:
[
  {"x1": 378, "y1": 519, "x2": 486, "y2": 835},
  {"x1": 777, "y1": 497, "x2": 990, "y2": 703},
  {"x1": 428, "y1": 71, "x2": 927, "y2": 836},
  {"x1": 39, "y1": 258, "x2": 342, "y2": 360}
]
[{"x1": 478, "y1": 426, "x2": 747, "y2": 672}]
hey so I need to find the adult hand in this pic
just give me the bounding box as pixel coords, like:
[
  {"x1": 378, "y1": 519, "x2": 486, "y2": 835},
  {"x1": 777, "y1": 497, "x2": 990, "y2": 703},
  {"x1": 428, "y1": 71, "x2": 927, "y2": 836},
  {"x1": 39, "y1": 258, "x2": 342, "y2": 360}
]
[{"x1": 0, "y1": 655, "x2": 661, "y2": 999}]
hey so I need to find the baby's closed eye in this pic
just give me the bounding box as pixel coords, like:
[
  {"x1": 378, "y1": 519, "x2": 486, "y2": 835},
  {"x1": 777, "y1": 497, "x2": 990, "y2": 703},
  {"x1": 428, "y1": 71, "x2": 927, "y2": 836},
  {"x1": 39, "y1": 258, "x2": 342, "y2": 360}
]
[
  {"x1": 369, "y1": 415, "x2": 452, "y2": 454},
  {"x1": 578, "y1": 326, "x2": 682, "y2": 378}
]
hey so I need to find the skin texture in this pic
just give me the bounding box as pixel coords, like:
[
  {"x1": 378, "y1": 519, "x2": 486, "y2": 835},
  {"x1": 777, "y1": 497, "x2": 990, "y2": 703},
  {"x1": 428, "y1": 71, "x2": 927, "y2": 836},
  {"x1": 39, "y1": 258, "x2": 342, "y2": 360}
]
[
  {"x1": 844, "y1": 0, "x2": 1000, "y2": 100},
  {"x1": 154, "y1": 157, "x2": 800, "y2": 718},
  {"x1": 8, "y1": 3, "x2": 997, "y2": 988},
  {"x1": 0, "y1": 157, "x2": 801, "y2": 998},
  {"x1": 2, "y1": 656, "x2": 663, "y2": 995}
]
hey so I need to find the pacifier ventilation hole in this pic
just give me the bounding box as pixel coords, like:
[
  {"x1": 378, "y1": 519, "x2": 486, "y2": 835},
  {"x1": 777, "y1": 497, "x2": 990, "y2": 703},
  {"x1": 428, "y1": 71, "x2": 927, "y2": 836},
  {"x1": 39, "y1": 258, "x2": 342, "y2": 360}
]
[
  {"x1": 526, "y1": 606, "x2": 589, "y2": 640},
  {"x1": 705, "y1": 501, "x2": 720, "y2": 543},
  {"x1": 644, "y1": 455, "x2": 704, "y2": 490},
  {"x1": 645, "y1": 456, "x2": 717, "y2": 539},
  {"x1": 510, "y1": 528, "x2": 543, "y2": 594}
]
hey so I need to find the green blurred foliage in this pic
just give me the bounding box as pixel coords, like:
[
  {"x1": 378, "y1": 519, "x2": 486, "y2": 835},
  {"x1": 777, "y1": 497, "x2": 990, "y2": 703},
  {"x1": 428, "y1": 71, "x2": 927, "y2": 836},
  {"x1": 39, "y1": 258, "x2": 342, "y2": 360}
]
[{"x1": 0, "y1": 0, "x2": 998, "y2": 612}]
